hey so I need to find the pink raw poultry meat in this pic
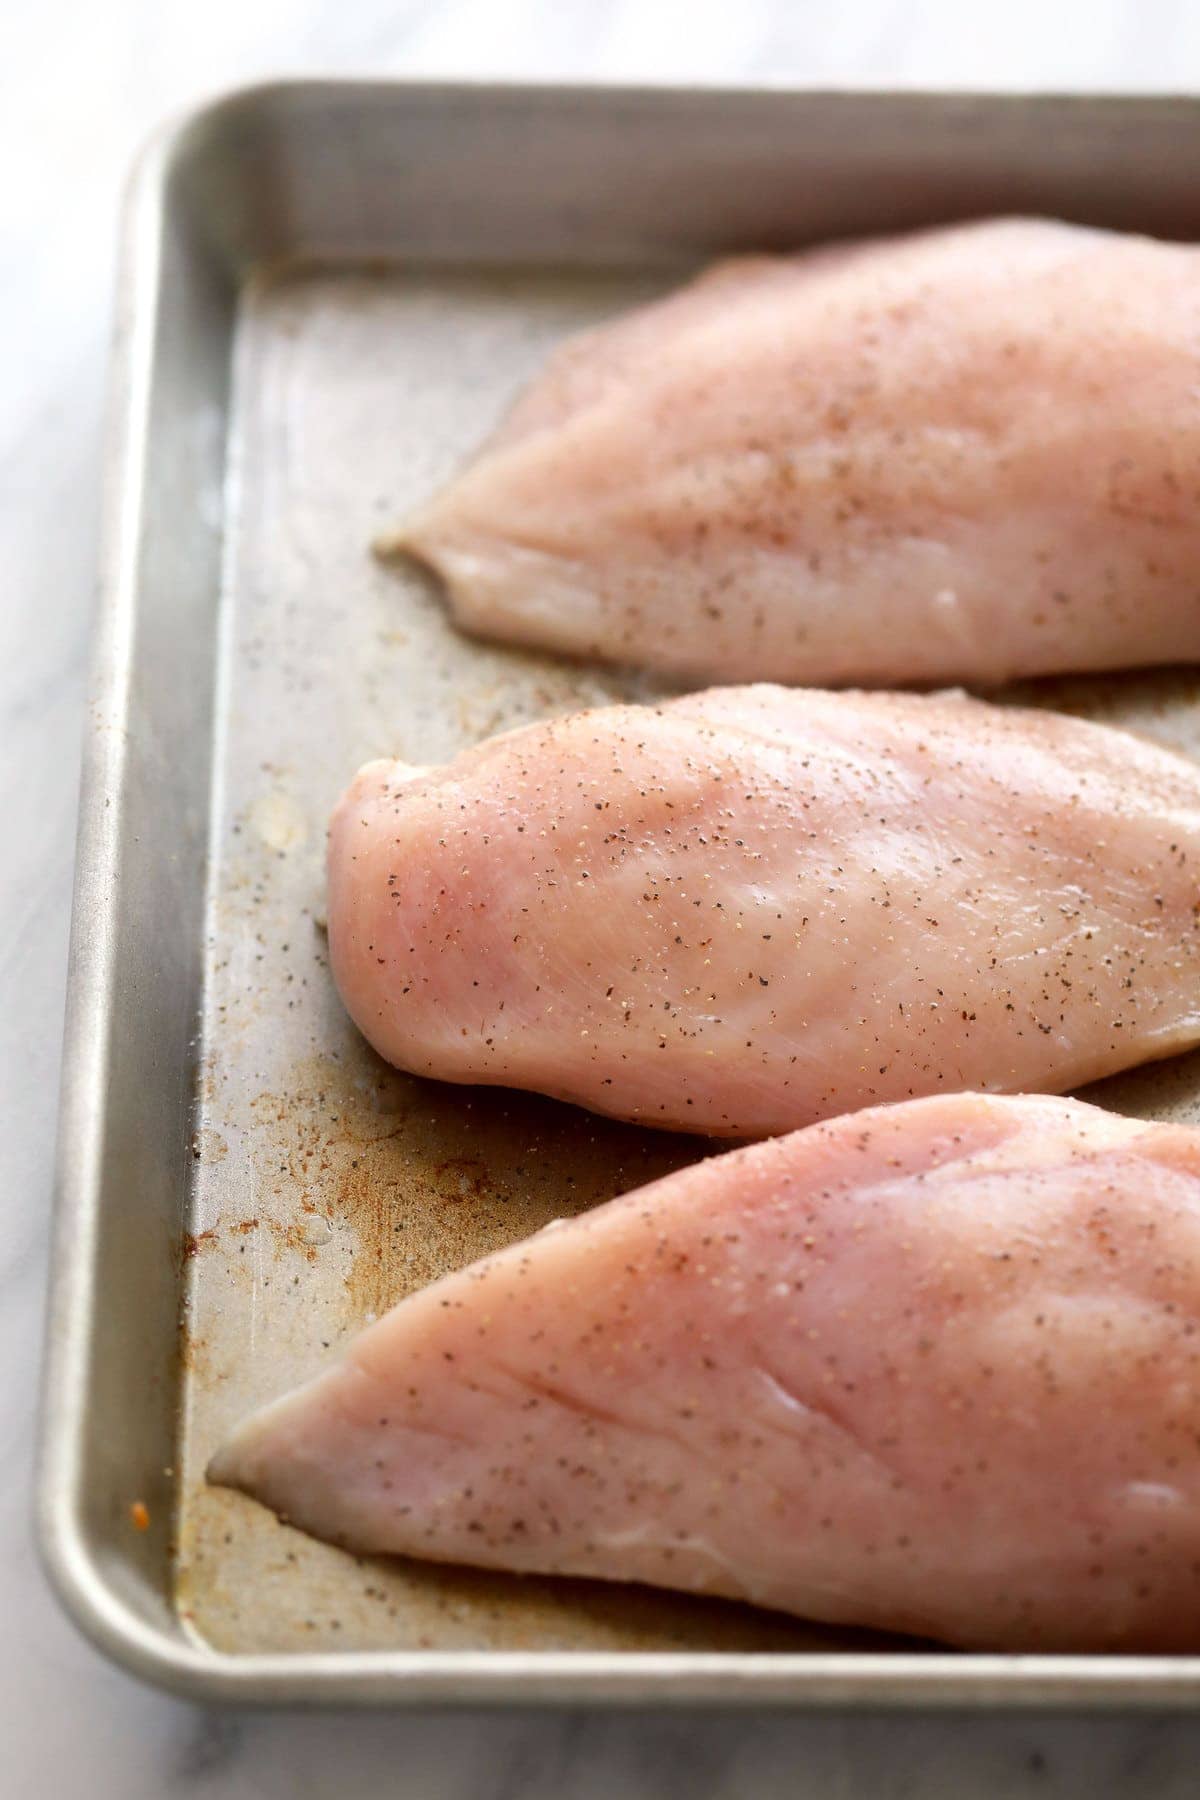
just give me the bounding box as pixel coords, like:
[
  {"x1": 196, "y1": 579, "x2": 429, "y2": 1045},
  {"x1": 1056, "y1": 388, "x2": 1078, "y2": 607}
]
[
  {"x1": 388, "y1": 218, "x2": 1200, "y2": 688},
  {"x1": 210, "y1": 1092, "x2": 1200, "y2": 1651},
  {"x1": 326, "y1": 684, "x2": 1200, "y2": 1136}
]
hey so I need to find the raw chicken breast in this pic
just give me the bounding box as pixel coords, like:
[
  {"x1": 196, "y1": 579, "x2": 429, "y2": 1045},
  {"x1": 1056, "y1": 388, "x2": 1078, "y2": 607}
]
[
  {"x1": 327, "y1": 685, "x2": 1200, "y2": 1137},
  {"x1": 210, "y1": 1092, "x2": 1200, "y2": 1651},
  {"x1": 387, "y1": 219, "x2": 1200, "y2": 687}
]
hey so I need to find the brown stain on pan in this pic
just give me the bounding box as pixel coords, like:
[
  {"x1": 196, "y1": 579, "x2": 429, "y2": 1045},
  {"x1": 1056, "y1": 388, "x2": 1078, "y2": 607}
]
[
  {"x1": 246, "y1": 1033, "x2": 703, "y2": 1326},
  {"x1": 184, "y1": 1031, "x2": 821, "y2": 1655}
]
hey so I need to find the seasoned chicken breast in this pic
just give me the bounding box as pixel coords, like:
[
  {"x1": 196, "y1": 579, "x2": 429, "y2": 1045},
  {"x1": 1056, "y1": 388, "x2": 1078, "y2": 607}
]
[
  {"x1": 389, "y1": 219, "x2": 1200, "y2": 687},
  {"x1": 210, "y1": 1092, "x2": 1200, "y2": 1651},
  {"x1": 327, "y1": 685, "x2": 1200, "y2": 1136}
]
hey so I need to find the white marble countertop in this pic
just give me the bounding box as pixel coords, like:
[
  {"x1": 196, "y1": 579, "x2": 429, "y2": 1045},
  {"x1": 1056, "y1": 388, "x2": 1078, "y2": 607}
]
[{"x1": 9, "y1": 2, "x2": 1200, "y2": 1792}]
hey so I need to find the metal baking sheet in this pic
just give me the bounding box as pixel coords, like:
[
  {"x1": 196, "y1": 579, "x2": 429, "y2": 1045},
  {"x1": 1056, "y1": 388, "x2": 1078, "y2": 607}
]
[{"x1": 37, "y1": 79, "x2": 1200, "y2": 1706}]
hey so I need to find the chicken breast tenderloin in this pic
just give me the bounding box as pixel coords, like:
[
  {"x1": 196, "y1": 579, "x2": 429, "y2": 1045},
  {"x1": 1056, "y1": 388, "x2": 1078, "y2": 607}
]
[
  {"x1": 328, "y1": 685, "x2": 1200, "y2": 1137},
  {"x1": 210, "y1": 1092, "x2": 1200, "y2": 1651},
  {"x1": 388, "y1": 218, "x2": 1200, "y2": 689}
]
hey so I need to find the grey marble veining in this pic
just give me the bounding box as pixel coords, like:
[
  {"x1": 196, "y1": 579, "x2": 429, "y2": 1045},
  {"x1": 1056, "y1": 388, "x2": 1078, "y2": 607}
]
[{"x1": 9, "y1": 2, "x2": 1200, "y2": 1793}]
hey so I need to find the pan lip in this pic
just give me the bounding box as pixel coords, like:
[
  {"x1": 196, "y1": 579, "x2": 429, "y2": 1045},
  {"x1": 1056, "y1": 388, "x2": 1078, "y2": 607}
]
[
  {"x1": 34, "y1": 72, "x2": 1200, "y2": 1706},
  {"x1": 35, "y1": 95, "x2": 179, "y2": 1697},
  {"x1": 95, "y1": 70, "x2": 1200, "y2": 117},
  {"x1": 31, "y1": 1495, "x2": 1200, "y2": 1709}
]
